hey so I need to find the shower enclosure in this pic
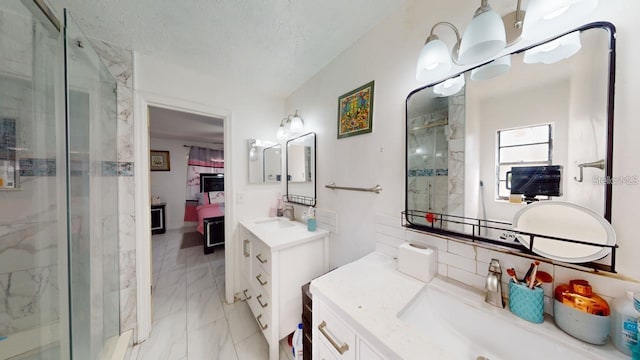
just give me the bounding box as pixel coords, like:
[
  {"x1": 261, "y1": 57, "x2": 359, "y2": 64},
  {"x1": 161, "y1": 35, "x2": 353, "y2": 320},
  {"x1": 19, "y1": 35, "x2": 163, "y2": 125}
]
[{"x1": 0, "y1": 2, "x2": 120, "y2": 359}]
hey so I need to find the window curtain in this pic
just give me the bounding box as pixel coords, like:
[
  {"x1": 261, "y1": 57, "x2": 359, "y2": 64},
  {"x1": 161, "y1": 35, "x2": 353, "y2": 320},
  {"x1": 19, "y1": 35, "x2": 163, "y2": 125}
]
[{"x1": 184, "y1": 146, "x2": 223, "y2": 221}]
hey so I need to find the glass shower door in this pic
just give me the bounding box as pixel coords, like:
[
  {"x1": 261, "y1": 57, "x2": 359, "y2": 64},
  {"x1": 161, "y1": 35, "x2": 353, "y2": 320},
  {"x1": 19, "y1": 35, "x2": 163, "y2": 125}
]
[
  {"x1": 64, "y1": 10, "x2": 120, "y2": 360},
  {"x1": 0, "y1": 2, "x2": 68, "y2": 359}
]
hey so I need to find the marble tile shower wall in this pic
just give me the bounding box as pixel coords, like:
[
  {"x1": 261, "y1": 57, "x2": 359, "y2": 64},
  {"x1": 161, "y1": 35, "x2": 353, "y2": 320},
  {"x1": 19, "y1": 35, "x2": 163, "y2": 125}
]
[
  {"x1": 89, "y1": 39, "x2": 137, "y2": 339},
  {"x1": 374, "y1": 214, "x2": 640, "y2": 315},
  {"x1": 407, "y1": 93, "x2": 465, "y2": 223},
  {"x1": 447, "y1": 94, "x2": 464, "y2": 220}
]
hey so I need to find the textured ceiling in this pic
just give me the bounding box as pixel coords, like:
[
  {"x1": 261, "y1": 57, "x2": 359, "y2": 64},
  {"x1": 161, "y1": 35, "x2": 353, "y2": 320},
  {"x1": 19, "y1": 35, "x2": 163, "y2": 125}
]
[
  {"x1": 51, "y1": 0, "x2": 407, "y2": 97},
  {"x1": 149, "y1": 106, "x2": 224, "y2": 144}
]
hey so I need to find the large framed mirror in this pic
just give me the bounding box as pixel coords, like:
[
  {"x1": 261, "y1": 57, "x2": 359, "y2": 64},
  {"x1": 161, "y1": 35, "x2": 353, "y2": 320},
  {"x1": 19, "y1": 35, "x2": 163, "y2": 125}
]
[
  {"x1": 405, "y1": 23, "x2": 616, "y2": 267},
  {"x1": 286, "y1": 132, "x2": 316, "y2": 206},
  {"x1": 248, "y1": 139, "x2": 282, "y2": 184}
]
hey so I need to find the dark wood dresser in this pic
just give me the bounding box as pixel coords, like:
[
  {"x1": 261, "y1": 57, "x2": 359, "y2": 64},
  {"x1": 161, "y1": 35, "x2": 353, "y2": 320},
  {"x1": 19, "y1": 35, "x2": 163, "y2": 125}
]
[{"x1": 302, "y1": 282, "x2": 313, "y2": 360}]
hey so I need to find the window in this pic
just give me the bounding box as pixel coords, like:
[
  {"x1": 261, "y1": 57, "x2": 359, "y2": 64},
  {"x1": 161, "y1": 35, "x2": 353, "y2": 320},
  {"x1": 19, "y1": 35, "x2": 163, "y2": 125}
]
[{"x1": 496, "y1": 124, "x2": 552, "y2": 200}]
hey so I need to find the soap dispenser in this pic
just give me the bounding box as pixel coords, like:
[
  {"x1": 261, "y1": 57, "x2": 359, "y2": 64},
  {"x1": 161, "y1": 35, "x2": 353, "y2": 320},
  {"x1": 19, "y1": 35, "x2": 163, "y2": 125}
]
[{"x1": 611, "y1": 291, "x2": 639, "y2": 355}]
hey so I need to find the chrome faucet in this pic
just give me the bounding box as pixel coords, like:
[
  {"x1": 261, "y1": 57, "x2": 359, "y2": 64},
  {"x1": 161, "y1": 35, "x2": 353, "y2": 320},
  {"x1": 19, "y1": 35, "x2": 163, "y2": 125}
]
[
  {"x1": 485, "y1": 259, "x2": 505, "y2": 308},
  {"x1": 281, "y1": 204, "x2": 295, "y2": 221}
]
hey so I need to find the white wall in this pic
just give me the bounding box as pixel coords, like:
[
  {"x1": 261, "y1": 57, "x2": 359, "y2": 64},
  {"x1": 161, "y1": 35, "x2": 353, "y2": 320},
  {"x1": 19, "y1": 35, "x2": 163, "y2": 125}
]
[
  {"x1": 149, "y1": 137, "x2": 222, "y2": 230},
  {"x1": 285, "y1": 0, "x2": 640, "y2": 280}
]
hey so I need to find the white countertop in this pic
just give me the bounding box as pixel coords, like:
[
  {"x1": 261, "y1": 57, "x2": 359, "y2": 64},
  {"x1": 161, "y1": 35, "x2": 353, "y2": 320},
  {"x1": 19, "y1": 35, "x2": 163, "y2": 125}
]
[
  {"x1": 310, "y1": 251, "x2": 451, "y2": 360},
  {"x1": 239, "y1": 217, "x2": 329, "y2": 250},
  {"x1": 310, "y1": 251, "x2": 628, "y2": 360}
]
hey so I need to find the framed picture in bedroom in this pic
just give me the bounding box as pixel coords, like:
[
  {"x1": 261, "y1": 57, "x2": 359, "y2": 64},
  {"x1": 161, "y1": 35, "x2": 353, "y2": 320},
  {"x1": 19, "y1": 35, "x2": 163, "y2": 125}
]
[
  {"x1": 337, "y1": 80, "x2": 374, "y2": 139},
  {"x1": 150, "y1": 150, "x2": 170, "y2": 171}
]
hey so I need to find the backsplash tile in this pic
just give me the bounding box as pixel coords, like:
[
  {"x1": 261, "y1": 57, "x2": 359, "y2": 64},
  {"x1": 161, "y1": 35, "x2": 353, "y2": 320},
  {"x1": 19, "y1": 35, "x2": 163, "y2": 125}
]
[
  {"x1": 406, "y1": 231, "x2": 447, "y2": 251},
  {"x1": 447, "y1": 240, "x2": 476, "y2": 259},
  {"x1": 439, "y1": 251, "x2": 476, "y2": 273},
  {"x1": 376, "y1": 215, "x2": 640, "y2": 317}
]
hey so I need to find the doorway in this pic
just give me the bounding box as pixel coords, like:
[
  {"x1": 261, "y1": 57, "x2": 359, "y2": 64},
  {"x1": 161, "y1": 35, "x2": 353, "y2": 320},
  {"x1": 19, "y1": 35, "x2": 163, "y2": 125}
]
[{"x1": 133, "y1": 94, "x2": 235, "y2": 343}]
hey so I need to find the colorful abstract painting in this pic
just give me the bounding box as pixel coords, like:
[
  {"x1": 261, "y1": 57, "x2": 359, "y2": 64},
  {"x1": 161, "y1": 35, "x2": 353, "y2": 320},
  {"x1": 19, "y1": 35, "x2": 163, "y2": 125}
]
[{"x1": 337, "y1": 81, "x2": 374, "y2": 139}]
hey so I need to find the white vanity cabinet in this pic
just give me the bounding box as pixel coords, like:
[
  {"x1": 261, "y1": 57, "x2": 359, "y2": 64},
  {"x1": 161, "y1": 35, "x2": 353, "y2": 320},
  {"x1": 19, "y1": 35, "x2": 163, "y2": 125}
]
[
  {"x1": 239, "y1": 219, "x2": 330, "y2": 360},
  {"x1": 312, "y1": 297, "x2": 385, "y2": 360}
]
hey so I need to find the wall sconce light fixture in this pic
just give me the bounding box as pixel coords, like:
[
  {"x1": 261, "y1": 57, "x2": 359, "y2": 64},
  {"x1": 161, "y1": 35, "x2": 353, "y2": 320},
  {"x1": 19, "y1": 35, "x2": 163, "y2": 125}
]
[
  {"x1": 416, "y1": 0, "x2": 598, "y2": 83},
  {"x1": 277, "y1": 110, "x2": 306, "y2": 140}
]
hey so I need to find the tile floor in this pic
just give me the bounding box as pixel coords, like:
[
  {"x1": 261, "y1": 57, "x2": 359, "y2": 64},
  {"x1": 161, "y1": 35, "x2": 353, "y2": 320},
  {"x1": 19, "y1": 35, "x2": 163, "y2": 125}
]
[{"x1": 129, "y1": 229, "x2": 295, "y2": 360}]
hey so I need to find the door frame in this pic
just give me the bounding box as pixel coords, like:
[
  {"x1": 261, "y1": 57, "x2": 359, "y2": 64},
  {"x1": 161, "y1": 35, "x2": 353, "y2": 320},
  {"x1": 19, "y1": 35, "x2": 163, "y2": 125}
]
[{"x1": 133, "y1": 90, "x2": 235, "y2": 342}]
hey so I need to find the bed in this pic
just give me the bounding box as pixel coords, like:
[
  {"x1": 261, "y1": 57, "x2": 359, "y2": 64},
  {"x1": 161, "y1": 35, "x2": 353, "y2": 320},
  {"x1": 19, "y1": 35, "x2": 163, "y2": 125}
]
[{"x1": 198, "y1": 173, "x2": 225, "y2": 254}]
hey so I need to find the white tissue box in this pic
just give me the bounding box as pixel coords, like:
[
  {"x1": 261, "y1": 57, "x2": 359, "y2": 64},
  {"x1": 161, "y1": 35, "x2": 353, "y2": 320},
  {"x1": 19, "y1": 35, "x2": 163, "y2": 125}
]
[{"x1": 398, "y1": 242, "x2": 437, "y2": 283}]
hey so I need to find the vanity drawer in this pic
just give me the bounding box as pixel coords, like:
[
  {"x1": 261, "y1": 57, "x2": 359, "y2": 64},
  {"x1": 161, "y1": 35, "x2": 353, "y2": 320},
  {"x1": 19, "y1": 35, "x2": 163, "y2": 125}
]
[
  {"x1": 358, "y1": 339, "x2": 384, "y2": 360},
  {"x1": 251, "y1": 255, "x2": 272, "y2": 297},
  {"x1": 251, "y1": 240, "x2": 271, "y2": 274},
  {"x1": 315, "y1": 302, "x2": 355, "y2": 360},
  {"x1": 317, "y1": 337, "x2": 340, "y2": 360}
]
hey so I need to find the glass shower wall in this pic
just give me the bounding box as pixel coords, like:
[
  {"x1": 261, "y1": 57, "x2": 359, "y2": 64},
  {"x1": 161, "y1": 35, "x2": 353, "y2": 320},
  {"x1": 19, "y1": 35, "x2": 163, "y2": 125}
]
[
  {"x1": 0, "y1": 1, "x2": 68, "y2": 359},
  {"x1": 64, "y1": 10, "x2": 120, "y2": 360}
]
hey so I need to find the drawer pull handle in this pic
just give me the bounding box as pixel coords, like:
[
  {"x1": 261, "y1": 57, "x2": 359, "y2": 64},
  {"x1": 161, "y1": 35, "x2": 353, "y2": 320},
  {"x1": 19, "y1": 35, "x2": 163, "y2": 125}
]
[
  {"x1": 256, "y1": 253, "x2": 268, "y2": 264},
  {"x1": 318, "y1": 321, "x2": 349, "y2": 355},
  {"x1": 243, "y1": 289, "x2": 251, "y2": 300},
  {"x1": 256, "y1": 274, "x2": 268, "y2": 286},
  {"x1": 243, "y1": 239, "x2": 250, "y2": 257},
  {"x1": 257, "y1": 294, "x2": 268, "y2": 308},
  {"x1": 256, "y1": 314, "x2": 268, "y2": 330}
]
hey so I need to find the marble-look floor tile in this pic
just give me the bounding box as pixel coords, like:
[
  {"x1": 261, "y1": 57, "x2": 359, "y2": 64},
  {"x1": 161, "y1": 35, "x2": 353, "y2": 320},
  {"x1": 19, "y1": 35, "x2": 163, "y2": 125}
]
[
  {"x1": 186, "y1": 285, "x2": 225, "y2": 331},
  {"x1": 186, "y1": 264, "x2": 215, "y2": 295},
  {"x1": 236, "y1": 332, "x2": 269, "y2": 360},
  {"x1": 187, "y1": 317, "x2": 238, "y2": 360},
  {"x1": 160, "y1": 249, "x2": 186, "y2": 273},
  {"x1": 154, "y1": 268, "x2": 185, "y2": 293},
  {"x1": 224, "y1": 299, "x2": 260, "y2": 344},
  {"x1": 185, "y1": 247, "x2": 211, "y2": 270},
  {"x1": 137, "y1": 312, "x2": 187, "y2": 360},
  {"x1": 153, "y1": 283, "x2": 186, "y2": 322},
  {"x1": 210, "y1": 256, "x2": 226, "y2": 277}
]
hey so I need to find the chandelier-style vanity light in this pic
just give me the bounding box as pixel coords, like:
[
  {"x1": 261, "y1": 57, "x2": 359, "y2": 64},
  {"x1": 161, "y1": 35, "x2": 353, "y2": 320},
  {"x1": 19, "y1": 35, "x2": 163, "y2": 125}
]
[{"x1": 416, "y1": 0, "x2": 598, "y2": 83}]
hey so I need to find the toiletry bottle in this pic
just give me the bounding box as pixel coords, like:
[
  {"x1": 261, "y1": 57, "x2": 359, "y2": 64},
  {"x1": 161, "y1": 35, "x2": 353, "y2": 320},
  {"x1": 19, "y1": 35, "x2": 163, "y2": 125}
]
[
  {"x1": 611, "y1": 291, "x2": 638, "y2": 355},
  {"x1": 292, "y1": 323, "x2": 303, "y2": 360},
  {"x1": 307, "y1": 206, "x2": 316, "y2": 231}
]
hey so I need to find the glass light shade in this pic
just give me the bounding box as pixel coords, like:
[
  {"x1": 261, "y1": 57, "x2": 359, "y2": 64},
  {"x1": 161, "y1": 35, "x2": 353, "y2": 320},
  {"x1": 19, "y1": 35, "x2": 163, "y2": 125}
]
[
  {"x1": 458, "y1": 9, "x2": 506, "y2": 65},
  {"x1": 289, "y1": 114, "x2": 304, "y2": 133},
  {"x1": 471, "y1": 55, "x2": 511, "y2": 81},
  {"x1": 523, "y1": 31, "x2": 581, "y2": 64},
  {"x1": 522, "y1": 0, "x2": 598, "y2": 40},
  {"x1": 276, "y1": 124, "x2": 286, "y2": 140},
  {"x1": 416, "y1": 37, "x2": 452, "y2": 82},
  {"x1": 433, "y1": 74, "x2": 465, "y2": 97}
]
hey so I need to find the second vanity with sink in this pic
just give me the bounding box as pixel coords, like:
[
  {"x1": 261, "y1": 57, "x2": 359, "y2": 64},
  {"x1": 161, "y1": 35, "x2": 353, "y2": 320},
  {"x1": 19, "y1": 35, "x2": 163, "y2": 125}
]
[
  {"x1": 239, "y1": 217, "x2": 329, "y2": 360},
  {"x1": 310, "y1": 251, "x2": 626, "y2": 360}
]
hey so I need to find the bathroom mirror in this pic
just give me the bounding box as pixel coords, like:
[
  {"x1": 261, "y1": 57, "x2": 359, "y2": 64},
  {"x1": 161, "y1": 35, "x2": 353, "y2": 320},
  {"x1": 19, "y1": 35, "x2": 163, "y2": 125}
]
[
  {"x1": 286, "y1": 132, "x2": 316, "y2": 206},
  {"x1": 405, "y1": 23, "x2": 615, "y2": 250},
  {"x1": 247, "y1": 139, "x2": 281, "y2": 184}
]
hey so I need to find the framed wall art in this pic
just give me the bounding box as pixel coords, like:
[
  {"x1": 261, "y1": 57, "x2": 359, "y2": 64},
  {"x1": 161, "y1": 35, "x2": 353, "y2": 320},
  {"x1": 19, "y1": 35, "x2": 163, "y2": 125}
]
[
  {"x1": 150, "y1": 150, "x2": 170, "y2": 171},
  {"x1": 337, "y1": 80, "x2": 374, "y2": 139}
]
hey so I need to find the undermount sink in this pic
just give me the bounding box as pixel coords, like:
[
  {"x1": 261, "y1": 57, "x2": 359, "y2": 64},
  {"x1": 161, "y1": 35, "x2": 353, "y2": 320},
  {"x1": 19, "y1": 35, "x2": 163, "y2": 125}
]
[
  {"x1": 398, "y1": 277, "x2": 622, "y2": 360},
  {"x1": 253, "y1": 218, "x2": 296, "y2": 231}
]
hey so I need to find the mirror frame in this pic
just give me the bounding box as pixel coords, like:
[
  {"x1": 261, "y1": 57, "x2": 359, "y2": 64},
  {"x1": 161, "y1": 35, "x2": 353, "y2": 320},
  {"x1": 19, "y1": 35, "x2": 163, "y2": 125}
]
[
  {"x1": 286, "y1": 132, "x2": 317, "y2": 206},
  {"x1": 404, "y1": 22, "x2": 616, "y2": 260}
]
